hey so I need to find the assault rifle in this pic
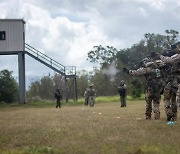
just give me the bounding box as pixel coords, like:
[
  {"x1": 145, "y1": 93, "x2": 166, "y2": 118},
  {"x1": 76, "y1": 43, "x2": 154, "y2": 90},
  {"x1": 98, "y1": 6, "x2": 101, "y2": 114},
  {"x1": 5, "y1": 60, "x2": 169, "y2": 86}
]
[{"x1": 161, "y1": 49, "x2": 176, "y2": 57}]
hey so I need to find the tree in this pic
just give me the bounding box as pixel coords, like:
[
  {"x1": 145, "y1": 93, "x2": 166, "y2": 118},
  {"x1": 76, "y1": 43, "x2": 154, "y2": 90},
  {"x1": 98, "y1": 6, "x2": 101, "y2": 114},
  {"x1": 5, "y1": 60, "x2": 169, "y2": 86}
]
[
  {"x1": 76, "y1": 70, "x2": 89, "y2": 97},
  {"x1": 165, "y1": 29, "x2": 179, "y2": 46},
  {"x1": 87, "y1": 45, "x2": 118, "y2": 68},
  {"x1": 27, "y1": 75, "x2": 55, "y2": 101},
  {"x1": 129, "y1": 78, "x2": 143, "y2": 98},
  {"x1": 0, "y1": 69, "x2": 18, "y2": 103},
  {"x1": 90, "y1": 68, "x2": 116, "y2": 96},
  {"x1": 39, "y1": 75, "x2": 54, "y2": 99}
]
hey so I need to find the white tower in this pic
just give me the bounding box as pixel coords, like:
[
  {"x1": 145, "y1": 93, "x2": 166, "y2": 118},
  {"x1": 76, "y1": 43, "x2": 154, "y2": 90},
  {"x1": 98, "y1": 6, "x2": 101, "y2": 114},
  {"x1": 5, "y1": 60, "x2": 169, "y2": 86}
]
[{"x1": 0, "y1": 19, "x2": 26, "y2": 103}]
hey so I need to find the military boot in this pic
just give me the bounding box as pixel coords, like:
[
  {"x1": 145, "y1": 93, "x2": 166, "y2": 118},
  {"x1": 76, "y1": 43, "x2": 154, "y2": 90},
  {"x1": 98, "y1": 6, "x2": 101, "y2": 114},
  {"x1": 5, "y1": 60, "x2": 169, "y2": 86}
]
[
  {"x1": 171, "y1": 116, "x2": 177, "y2": 121},
  {"x1": 167, "y1": 115, "x2": 172, "y2": 121},
  {"x1": 171, "y1": 113, "x2": 177, "y2": 121},
  {"x1": 165, "y1": 107, "x2": 172, "y2": 121},
  {"x1": 145, "y1": 113, "x2": 151, "y2": 120}
]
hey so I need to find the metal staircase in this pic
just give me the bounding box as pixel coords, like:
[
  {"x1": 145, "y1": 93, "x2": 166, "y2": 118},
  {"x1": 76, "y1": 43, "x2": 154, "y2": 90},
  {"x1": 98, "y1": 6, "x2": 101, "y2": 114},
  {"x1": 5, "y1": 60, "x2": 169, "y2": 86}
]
[
  {"x1": 25, "y1": 43, "x2": 76, "y2": 77},
  {"x1": 25, "y1": 43, "x2": 77, "y2": 102}
]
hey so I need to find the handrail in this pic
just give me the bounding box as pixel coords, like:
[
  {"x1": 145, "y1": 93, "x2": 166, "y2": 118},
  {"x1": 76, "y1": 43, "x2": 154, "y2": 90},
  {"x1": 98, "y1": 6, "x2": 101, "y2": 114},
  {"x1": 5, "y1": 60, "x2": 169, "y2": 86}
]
[
  {"x1": 65, "y1": 66, "x2": 76, "y2": 76},
  {"x1": 25, "y1": 43, "x2": 76, "y2": 76}
]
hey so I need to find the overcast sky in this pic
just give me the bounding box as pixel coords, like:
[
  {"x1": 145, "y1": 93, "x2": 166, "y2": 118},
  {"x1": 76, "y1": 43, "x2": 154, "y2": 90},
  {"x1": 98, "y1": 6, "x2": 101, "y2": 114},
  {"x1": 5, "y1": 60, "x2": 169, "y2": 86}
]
[{"x1": 1, "y1": 0, "x2": 180, "y2": 85}]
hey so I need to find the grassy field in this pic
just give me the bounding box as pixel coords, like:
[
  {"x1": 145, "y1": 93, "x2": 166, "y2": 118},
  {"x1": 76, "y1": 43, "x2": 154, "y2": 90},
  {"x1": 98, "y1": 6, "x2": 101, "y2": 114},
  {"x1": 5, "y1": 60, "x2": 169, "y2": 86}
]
[{"x1": 0, "y1": 99, "x2": 180, "y2": 154}]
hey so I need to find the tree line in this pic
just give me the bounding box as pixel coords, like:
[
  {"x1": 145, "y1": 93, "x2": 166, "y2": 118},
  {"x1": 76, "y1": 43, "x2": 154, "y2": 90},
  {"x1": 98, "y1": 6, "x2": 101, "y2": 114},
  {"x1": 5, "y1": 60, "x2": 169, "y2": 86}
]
[{"x1": 0, "y1": 29, "x2": 179, "y2": 103}]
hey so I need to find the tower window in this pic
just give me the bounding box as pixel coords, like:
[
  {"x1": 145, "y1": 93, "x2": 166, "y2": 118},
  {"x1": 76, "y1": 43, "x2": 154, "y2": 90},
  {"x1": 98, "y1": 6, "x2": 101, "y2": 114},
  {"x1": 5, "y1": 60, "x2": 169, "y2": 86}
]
[{"x1": 0, "y1": 31, "x2": 6, "y2": 40}]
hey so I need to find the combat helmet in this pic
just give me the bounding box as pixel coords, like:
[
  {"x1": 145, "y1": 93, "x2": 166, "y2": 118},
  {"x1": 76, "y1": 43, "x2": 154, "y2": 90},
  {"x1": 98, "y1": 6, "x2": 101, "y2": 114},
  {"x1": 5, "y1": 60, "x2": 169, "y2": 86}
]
[{"x1": 120, "y1": 80, "x2": 125, "y2": 83}]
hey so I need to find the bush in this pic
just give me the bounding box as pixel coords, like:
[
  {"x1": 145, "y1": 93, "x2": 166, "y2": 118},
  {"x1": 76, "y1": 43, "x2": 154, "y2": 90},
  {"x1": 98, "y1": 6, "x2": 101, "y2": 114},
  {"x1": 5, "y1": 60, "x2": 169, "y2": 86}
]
[
  {"x1": 129, "y1": 78, "x2": 143, "y2": 98},
  {"x1": 0, "y1": 69, "x2": 18, "y2": 103}
]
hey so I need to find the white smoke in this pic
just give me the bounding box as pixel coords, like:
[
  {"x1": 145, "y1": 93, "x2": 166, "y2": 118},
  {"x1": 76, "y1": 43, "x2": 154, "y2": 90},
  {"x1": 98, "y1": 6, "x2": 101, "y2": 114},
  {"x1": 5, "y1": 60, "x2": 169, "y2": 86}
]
[{"x1": 102, "y1": 61, "x2": 119, "y2": 82}]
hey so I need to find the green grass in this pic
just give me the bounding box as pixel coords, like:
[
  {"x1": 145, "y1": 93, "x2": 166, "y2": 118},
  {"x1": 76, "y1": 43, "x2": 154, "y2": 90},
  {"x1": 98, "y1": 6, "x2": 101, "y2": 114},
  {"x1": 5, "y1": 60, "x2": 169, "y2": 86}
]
[
  {"x1": 0, "y1": 99, "x2": 179, "y2": 154},
  {"x1": 27, "y1": 95, "x2": 145, "y2": 107},
  {"x1": 0, "y1": 95, "x2": 145, "y2": 108}
]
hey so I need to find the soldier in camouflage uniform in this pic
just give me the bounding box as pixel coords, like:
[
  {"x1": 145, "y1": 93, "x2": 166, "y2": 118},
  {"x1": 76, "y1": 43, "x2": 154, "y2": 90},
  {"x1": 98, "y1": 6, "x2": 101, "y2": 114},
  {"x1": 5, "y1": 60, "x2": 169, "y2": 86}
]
[
  {"x1": 126, "y1": 54, "x2": 164, "y2": 120},
  {"x1": 87, "y1": 85, "x2": 96, "y2": 107},
  {"x1": 137, "y1": 42, "x2": 180, "y2": 121},
  {"x1": 55, "y1": 88, "x2": 63, "y2": 108},
  {"x1": 162, "y1": 79, "x2": 178, "y2": 121},
  {"x1": 159, "y1": 42, "x2": 180, "y2": 121},
  {"x1": 116, "y1": 80, "x2": 127, "y2": 107},
  {"x1": 84, "y1": 88, "x2": 89, "y2": 106},
  {"x1": 176, "y1": 84, "x2": 180, "y2": 110},
  {"x1": 129, "y1": 66, "x2": 163, "y2": 120}
]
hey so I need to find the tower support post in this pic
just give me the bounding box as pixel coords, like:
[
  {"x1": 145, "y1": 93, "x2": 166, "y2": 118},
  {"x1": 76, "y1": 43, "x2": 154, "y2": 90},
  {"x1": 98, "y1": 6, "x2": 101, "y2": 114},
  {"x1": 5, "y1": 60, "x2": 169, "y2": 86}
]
[{"x1": 18, "y1": 52, "x2": 26, "y2": 104}]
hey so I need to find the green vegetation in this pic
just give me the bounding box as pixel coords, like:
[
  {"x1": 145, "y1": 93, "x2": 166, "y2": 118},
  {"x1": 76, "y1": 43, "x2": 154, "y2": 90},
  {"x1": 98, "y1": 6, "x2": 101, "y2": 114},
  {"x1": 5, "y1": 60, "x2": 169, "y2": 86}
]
[
  {"x1": 0, "y1": 95, "x2": 145, "y2": 108},
  {"x1": 0, "y1": 69, "x2": 18, "y2": 103},
  {"x1": 0, "y1": 100, "x2": 179, "y2": 154}
]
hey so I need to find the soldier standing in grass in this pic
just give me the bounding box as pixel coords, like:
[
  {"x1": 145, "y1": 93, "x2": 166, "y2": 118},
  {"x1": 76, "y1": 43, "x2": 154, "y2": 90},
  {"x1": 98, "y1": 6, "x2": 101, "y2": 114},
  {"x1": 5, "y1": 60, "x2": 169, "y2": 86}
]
[
  {"x1": 55, "y1": 88, "x2": 63, "y2": 108},
  {"x1": 87, "y1": 85, "x2": 96, "y2": 107},
  {"x1": 158, "y1": 42, "x2": 180, "y2": 121},
  {"x1": 123, "y1": 55, "x2": 163, "y2": 120},
  {"x1": 115, "y1": 80, "x2": 127, "y2": 107},
  {"x1": 84, "y1": 88, "x2": 89, "y2": 106}
]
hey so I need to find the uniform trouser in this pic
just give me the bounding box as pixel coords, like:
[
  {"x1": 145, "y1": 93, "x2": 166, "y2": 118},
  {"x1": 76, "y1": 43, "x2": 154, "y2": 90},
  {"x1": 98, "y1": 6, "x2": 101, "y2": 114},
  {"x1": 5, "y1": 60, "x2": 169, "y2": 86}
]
[
  {"x1": 145, "y1": 89, "x2": 161, "y2": 119},
  {"x1": 88, "y1": 96, "x2": 95, "y2": 106},
  {"x1": 56, "y1": 99, "x2": 61, "y2": 108},
  {"x1": 120, "y1": 96, "x2": 126, "y2": 107},
  {"x1": 176, "y1": 84, "x2": 180, "y2": 110},
  {"x1": 84, "y1": 97, "x2": 88, "y2": 105},
  {"x1": 164, "y1": 84, "x2": 178, "y2": 120}
]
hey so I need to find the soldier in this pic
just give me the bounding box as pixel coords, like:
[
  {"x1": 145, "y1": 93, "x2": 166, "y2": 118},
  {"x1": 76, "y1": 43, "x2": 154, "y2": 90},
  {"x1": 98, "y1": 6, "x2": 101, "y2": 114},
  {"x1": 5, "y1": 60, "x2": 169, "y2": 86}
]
[
  {"x1": 176, "y1": 84, "x2": 180, "y2": 110},
  {"x1": 131, "y1": 42, "x2": 180, "y2": 121},
  {"x1": 55, "y1": 88, "x2": 63, "y2": 108},
  {"x1": 124, "y1": 60, "x2": 163, "y2": 120},
  {"x1": 84, "y1": 88, "x2": 89, "y2": 106},
  {"x1": 87, "y1": 85, "x2": 96, "y2": 107},
  {"x1": 115, "y1": 80, "x2": 127, "y2": 107},
  {"x1": 158, "y1": 42, "x2": 180, "y2": 121}
]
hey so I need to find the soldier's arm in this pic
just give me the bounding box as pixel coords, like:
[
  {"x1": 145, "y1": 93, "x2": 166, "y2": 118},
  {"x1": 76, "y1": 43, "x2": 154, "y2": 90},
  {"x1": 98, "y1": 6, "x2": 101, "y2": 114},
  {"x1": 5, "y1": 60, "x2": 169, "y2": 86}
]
[
  {"x1": 160, "y1": 54, "x2": 180, "y2": 64},
  {"x1": 129, "y1": 67, "x2": 152, "y2": 76},
  {"x1": 93, "y1": 89, "x2": 96, "y2": 96},
  {"x1": 84, "y1": 91, "x2": 87, "y2": 96}
]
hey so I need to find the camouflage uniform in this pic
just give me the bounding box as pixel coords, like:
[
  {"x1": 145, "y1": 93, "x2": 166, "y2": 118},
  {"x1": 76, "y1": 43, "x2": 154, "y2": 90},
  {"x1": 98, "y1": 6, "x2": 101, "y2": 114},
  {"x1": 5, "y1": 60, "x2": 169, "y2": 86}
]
[
  {"x1": 84, "y1": 88, "x2": 89, "y2": 106},
  {"x1": 160, "y1": 56, "x2": 180, "y2": 121},
  {"x1": 87, "y1": 85, "x2": 96, "y2": 107},
  {"x1": 160, "y1": 41, "x2": 180, "y2": 64},
  {"x1": 163, "y1": 79, "x2": 178, "y2": 121},
  {"x1": 160, "y1": 54, "x2": 180, "y2": 64},
  {"x1": 130, "y1": 67, "x2": 163, "y2": 120},
  {"x1": 117, "y1": 80, "x2": 127, "y2": 107},
  {"x1": 55, "y1": 89, "x2": 63, "y2": 108},
  {"x1": 159, "y1": 42, "x2": 180, "y2": 121},
  {"x1": 176, "y1": 84, "x2": 180, "y2": 110}
]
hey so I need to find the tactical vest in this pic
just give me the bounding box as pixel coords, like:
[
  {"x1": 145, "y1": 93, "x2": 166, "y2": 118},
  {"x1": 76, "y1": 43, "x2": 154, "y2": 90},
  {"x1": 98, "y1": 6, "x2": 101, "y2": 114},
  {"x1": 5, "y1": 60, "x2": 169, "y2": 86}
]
[
  {"x1": 87, "y1": 89, "x2": 96, "y2": 96},
  {"x1": 145, "y1": 68, "x2": 162, "y2": 81},
  {"x1": 144, "y1": 69, "x2": 163, "y2": 92},
  {"x1": 118, "y1": 86, "x2": 126, "y2": 96}
]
